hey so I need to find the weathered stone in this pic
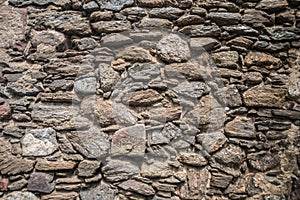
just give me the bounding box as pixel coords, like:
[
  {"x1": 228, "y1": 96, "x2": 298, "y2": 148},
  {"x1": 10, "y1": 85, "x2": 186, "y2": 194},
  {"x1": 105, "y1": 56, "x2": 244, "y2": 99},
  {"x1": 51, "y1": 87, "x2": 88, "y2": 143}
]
[
  {"x1": 41, "y1": 192, "x2": 79, "y2": 200},
  {"x1": 243, "y1": 85, "x2": 287, "y2": 108},
  {"x1": 21, "y1": 127, "x2": 58, "y2": 157},
  {"x1": 210, "y1": 171, "x2": 233, "y2": 189},
  {"x1": 190, "y1": 37, "x2": 220, "y2": 51},
  {"x1": 103, "y1": 159, "x2": 140, "y2": 182},
  {"x1": 96, "y1": 0, "x2": 134, "y2": 11},
  {"x1": 111, "y1": 124, "x2": 146, "y2": 158},
  {"x1": 245, "y1": 51, "x2": 282, "y2": 69},
  {"x1": 73, "y1": 37, "x2": 99, "y2": 51},
  {"x1": 35, "y1": 160, "x2": 76, "y2": 171},
  {"x1": 123, "y1": 89, "x2": 163, "y2": 106},
  {"x1": 74, "y1": 77, "x2": 97, "y2": 95},
  {"x1": 242, "y1": 9, "x2": 274, "y2": 26},
  {"x1": 207, "y1": 12, "x2": 241, "y2": 25},
  {"x1": 196, "y1": 131, "x2": 227, "y2": 153},
  {"x1": 101, "y1": 33, "x2": 133, "y2": 47},
  {"x1": 156, "y1": 33, "x2": 191, "y2": 63},
  {"x1": 28, "y1": 172, "x2": 55, "y2": 193},
  {"x1": 31, "y1": 30, "x2": 66, "y2": 49},
  {"x1": 225, "y1": 116, "x2": 256, "y2": 139},
  {"x1": 9, "y1": 0, "x2": 70, "y2": 7},
  {"x1": 222, "y1": 25, "x2": 259, "y2": 36},
  {"x1": 180, "y1": 25, "x2": 221, "y2": 37},
  {"x1": 82, "y1": 1, "x2": 99, "y2": 12},
  {"x1": 190, "y1": 7, "x2": 207, "y2": 17},
  {"x1": 177, "y1": 152, "x2": 207, "y2": 167},
  {"x1": 90, "y1": 11, "x2": 113, "y2": 21},
  {"x1": 0, "y1": 177, "x2": 8, "y2": 191},
  {"x1": 176, "y1": 15, "x2": 205, "y2": 26},
  {"x1": 139, "y1": 17, "x2": 173, "y2": 28},
  {"x1": 77, "y1": 160, "x2": 101, "y2": 177},
  {"x1": 118, "y1": 180, "x2": 155, "y2": 196},
  {"x1": 212, "y1": 51, "x2": 239, "y2": 69},
  {"x1": 149, "y1": 122, "x2": 181, "y2": 145},
  {"x1": 256, "y1": 0, "x2": 288, "y2": 12},
  {"x1": 245, "y1": 72, "x2": 263, "y2": 85},
  {"x1": 92, "y1": 20, "x2": 131, "y2": 33},
  {"x1": 272, "y1": 109, "x2": 300, "y2": 120},
  {"x1": 121, "y1": 7, "x2": 147, "y2": 16},
  {"x1": 137, "y1": 0, "x2": 165, "y2": 7},
  {"x1": 0, "y1": 98, "x2": 11, "y2": 119},
  {"x1": 226, "y1": 37, "x2": 253, "y2": 48},
  {"x1": 7, "y1": 178, "x2": 27, "y2": 191},
  {"x1": 2, "y1": 191, "x2": 39, "y2": 200},
  {"x1": 98, "y1": 63, "x2": 120, "y2": 92},
  {"x1": 80, "y1": 182, "x2": 117, "y2": 200},
  {"x1": 119, "y1": 47, "x2": 154, "y2": 63},
  {"x1": 267, "y1": 27, "x2": 300, "y2": 41},
  {"x1": 149, "y1": 7, "x2": 184, "y2": 20},
  {"x1": 141, "y1": 160, "x2": 173, "y2": 178},
  {"x1": 247, "y1": 152, "x2": 280, "y2": 171}
]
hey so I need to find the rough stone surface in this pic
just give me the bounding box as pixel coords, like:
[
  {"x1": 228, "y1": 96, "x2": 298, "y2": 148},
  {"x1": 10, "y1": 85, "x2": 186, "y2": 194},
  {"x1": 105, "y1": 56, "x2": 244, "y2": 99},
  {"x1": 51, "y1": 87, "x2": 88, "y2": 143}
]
[
  {"x1": 225, "y1": 116, "x2": 256, "y2": 139},
  {"x1": 207, "y1": 12, "x2": 241, "y2": 26},
  {"x1": 247, "y1": 152, "x2": 280, "y2": 172},
  {"x1": 28, "y1": 172, "x2": 55, "y2": 193},
  {"x1": 197, "y1": 131, "x2": 227, "y2": 153},
  {"x1": 96, "y1": 0, "x2": 134, "y2": 11},
  {"x1": 245, "y1": 51, "x2": 282, "y2": 70},
  {"x1": 118, "y1": 180, "x2": 155, "y2": 196},
  {"x1": 77, "y1": 160, "x2": 101, "y2": 177},
  {"x1": 2, "y1": 191, "x2": 39, "y2": 200}
]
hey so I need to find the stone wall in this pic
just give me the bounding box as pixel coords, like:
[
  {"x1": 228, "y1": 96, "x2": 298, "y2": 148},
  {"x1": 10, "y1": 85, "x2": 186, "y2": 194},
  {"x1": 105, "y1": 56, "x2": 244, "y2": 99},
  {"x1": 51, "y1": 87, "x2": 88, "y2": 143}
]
[{"x1": 0, "y1": 0, "x2": 299, "y2": 199}]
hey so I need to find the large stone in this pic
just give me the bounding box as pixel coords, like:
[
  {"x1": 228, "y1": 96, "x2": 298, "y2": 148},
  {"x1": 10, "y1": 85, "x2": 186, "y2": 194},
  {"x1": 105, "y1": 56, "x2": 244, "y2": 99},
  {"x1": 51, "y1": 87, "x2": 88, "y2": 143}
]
[
  {"x1": 119, "y1": 47, "x2": 154, "y2": 63},
  {"x1": 111, "y1": 124, "x2": 146, "y2": 158},
  {"x1": 80, "y1": 182, "x2": 117, "y2": 200},
  {"x1": 21, "y1": 127, "x2": 58, "y2": 157},
  {"x1": 137, "y1": 0, "x2": 165, "y2": 7},
  {"x1": 156, "y1": 33, "x2": 191, "y2": 63},
  {"x1": 35, "y1": 160, "x2": 76, "y2": 171},
  {"x1": 96, "y1": 0, "x2": 134, "y2": 11},
  {"x1": 243, "y1": 84, "x2": 287, "y2": 108},
  {"x1": 247, "y1": 152, "x2": 280, "y2": 172},
  {"x1": 149, "y1": 7, "x2": 184, "y2": 20},
  {"x1": 242, "y1": 9, "x2": 274, "y2": 26},
  {"x1": 245, "y1": 51, "x2": 282, "y2": 70},
  {"x1": 225, "y1": 116, "x2": 256, "y2": 139},
  {"x1": 180, "y1": 25, "x2": 221, "y2": 37},
  {"x1": 207, "y1": 12, "x2": 241, "y2": 25},
  {"x1": 212, "y1": 51, "x2": 239, "y2": 69},
  {"x1": 190, "y1": 37, "x2": 220, "y2": 51},
  {"x1": 165, "y1": 62, "x2": 206, "y2": 81},
  {"x1": 118, "y1": 180, "x2": 155, "y2": 196},
  {"x1": 41, "y1": 192, "x2": 79, "y2": 200},
  {"x1": 92, "y1": 20, "x2": 131, "y2": 33},
  {"x1": 31, "y1": 30, "x2": 67, "y2": 48},
  {"x1": 0, "y1": 98, "x2": 11, "y2": 119},
  {"x1": 256, "y1": 0, "x2": 288, "y2": 12},
  {"x1": 267, "y1": 27, "x2": 300, "y2": 41},
  {"x1": 196, "y1": 131, "x2": 227, "y2": 153},
  {"x1": 141, "y1": 160, "x2": 173, "y2": 178},
  {"x1": 73, "y1": 37, "x2": 99, "y2": 51},
  {"x1": 28, "y1": 172, "x2": 55, "y2": 193},
  {"x1": 177, "y1": 152, "x2": 207, "y2": 167},
  {"x1": 77, "y1": 160, "x2": 101, "y2": 177},
  {"x1": 2, "y1": 191, "x2": 39, "y2": 200},
  {"x1": 210, "y1": 171, "x2": 233, "y2": 189}
]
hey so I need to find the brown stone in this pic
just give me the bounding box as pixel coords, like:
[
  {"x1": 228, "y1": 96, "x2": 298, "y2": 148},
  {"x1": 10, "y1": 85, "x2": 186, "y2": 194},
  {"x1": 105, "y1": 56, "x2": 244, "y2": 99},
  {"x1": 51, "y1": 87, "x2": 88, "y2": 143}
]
[
  {"x1": 256, "y1": 0, "x2": 288, "y2": 12},
  {"x1": 123, "y1": 89, "x2": 163, "y2": 106},
  {"x1": 91, "y1": 20, "x2": 131, "y2": 34},
  {"x1": 247, "y1": 152, "x2": 280, "y2": 172},
  {"x1": 196, "y1": 131, "x2": 227, "y2": 153},
  {"x1": 0, "y1": 177, "x2": 8, "y2": 191},
  {"x1": 244, "y1": 51, "x2": 282, "y2": 70},
  {"x1": 118, "y1": 180, "x2": 155, "y2": 196},
  {"x1": 35, "y1": 160, "x2": 76, "y2": 171},
  {"x1": 0, "y1": 98, "x2": 11, "y2": 119},
  {"x1": 225, "y1": 116, "x2": 256, "y2": 139},
  {"x1": 177, "y1": 152, "x2": 208, "y2": 167},
  {"x1": 77, "y1": 160, "x2": 101, "y2": 177},
  {"x1": 41, "y1": 192, "x2": 79, "y2": 200},
  {"x1": 212, "y1": 51, "x2": 239, "y2": 69}
]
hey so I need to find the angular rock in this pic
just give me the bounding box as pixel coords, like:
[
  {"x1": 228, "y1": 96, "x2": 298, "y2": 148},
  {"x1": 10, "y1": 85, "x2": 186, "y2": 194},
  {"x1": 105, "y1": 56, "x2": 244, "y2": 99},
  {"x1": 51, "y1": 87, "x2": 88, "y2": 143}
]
[
  {"x1": 2, "y1": 191, "x2": 39, "y2": 200},
  {"x1": 139, "y1": 17, "x2": 173, "y2": 28},
  {"x1": 245, "y1": 51, "x2": 282, "y2": 70},
  {"x1": 0, "y1": 177, "x2": 8, "y2": 191},
  {"x1": 41, "y1": 192, "x2": 79, "y2": 200},
  {"x1": 0, "y1": 98, "x2": 11, "y2": 119},
  {"x1": 207, "y1": 12, "x2": 241, "y2": 25},
  {"x1": 7, "y1": 178, "x2": 27, "y2": 191},
  {"x1": 180, "y1": 25, "x2": 221, "y2": 37},
  {"x1": 247, "y1": 152, "x2": 280, "y2": 172},
  {"x1": 21, "y1": 127, "x2": 58, "y2": 157},
  {"x1": 176, "y1": 15, "x2": 205, "y2": 26},
  {"x1": 190, "y1": 37, "x2": 220, "y2": 51},
  {"x1": 242, "y1": 9, "x2": 274, "y2": 26},
  {"x1": 98, "y1": 63, "x2": 120, "y2": 92},
  {"x1": 212, "y1": 51, "x2": 239, "y2": 69},
  {"x1": 272, "y1": 109, "x2": 300, "y2": 120},
  {"x1": 149, "y1": 122, "x2": 181, "y2": 145},
  {"x1": 156, "y1": 33, "x2": 191, "y2": 63},
  {"x1": 243, "y1": 85, "x2": 287, "y2": 108},
  {"x1": 80, "y1": 182, "x2": 117, "y2": 200},
  {"x1": 149, "y1": 7, "x2": 184, "y2": 20},
  {"x1": 123, "y1": 89, "x2": 163, "y2": 106},
  {"x1": 28, "y1": 172, "x2": 55, "y2": 193},
  {"x1": 35, "y1": 160, "x2": 76, "y2": 171},
  {"x1": 73, "y1": 37, "x2": 99, "y2": 51},
  {"x1": 96, "y1": 0, "x2": 134, "y2": 11},
  {"x1": 74, "y1": 77, "x2": 97, "y2": 95},
  {"x1": 118, "y1": 180, "x2": 155, "y2": 196},
  {"x1": 77, "y1": 160, "x2": 101, "y2": 177},
  {"x1": 83, "y1": 1, "x2": 99, "y2": 12},
  {"x1": 137, "y1": 0, "x2": 165, "y2": 7},
  {"x1": 31, "y1": 30, "x2": 67, "y2": 48},
  {"x1": 210, "y1": 171, "x2": 233, "y2": 189},
  {"x1": 256, "y1": 0, "x2": 288, "y2": 12},
  {"x1": 141, "y1": 160, "x2": 173, "y2": 178},
  {"x1": 223, "y1": 25, "x2": 259, "y2": 36},
  {"x1": 267, "y1": 27, "x2": 300, "y2": 41},
  {"x1": 92, "y1": 20, "x2": 131, "y2": 33},
  {"x1": 225, "y1": 116, "x2": 256, "y2": 139},
  {"x1": 90, "y1": 11, "x2": 113, "y2": 21},
  {"x1": 177, "y1": 152, "x2": 207, "y2": 167},
  {"x1": 111, "y1": 124, "x2": 146, "y2": 158},
  {"x1": 196, "y1": 131, "x2": 227, "y2": 153}
]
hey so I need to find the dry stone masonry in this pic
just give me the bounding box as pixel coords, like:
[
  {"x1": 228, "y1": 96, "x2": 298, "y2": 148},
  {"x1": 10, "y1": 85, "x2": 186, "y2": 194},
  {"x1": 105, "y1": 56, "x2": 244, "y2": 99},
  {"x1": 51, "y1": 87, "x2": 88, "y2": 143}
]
[{"x1": 0, "y1": 0, "x2": 299, "y2": 199}]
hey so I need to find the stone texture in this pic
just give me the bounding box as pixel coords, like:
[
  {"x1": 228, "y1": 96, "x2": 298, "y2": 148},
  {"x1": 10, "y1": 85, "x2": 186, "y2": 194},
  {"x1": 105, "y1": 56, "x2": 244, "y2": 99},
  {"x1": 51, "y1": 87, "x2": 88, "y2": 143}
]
[
  {"x1": 98, "y1": 63, "x2": 120, "y2": 92},
  {"x1": 0, "y1": 98, "x2": 11, "y2": 119},
  {"x1": 149, "y1": 7, "x2": 184, "y2": 20},
  {"x1": 247, "y1": 152, "x2": 280, "y2": 172},
  {"x1": 245, "y1": 51, "x2": 282, "y2": 70},
  {"x1": 2, "y1": 191, "x2": 39, "y2": 200},
  {"x1": 139, "y1": 17, "x2": 173, "y2": 28},
  {"x1": 0, "y1": 177, "x2": 8, "y2": 191},
  {"x1": 123, "y1": 89, "x2": 163, "y2": 106},
  {"x1": 212, "y1": 51, "x2": 239, "y2": 68},
  {"x1": 28, "y1": 172, "x2": 55, "y2": 193},
  {"x1": 21, "y1": 127, "x2": 58, "y2": 156},
  {"x1": 96, "y1": 0, "x2": 134, "y2": 11},
  {"x1": 35, "y1": 160, "x2": 76, "y2": 171},
  {"x1": 80, "y1": 182, "x2": 117, "y2": 200},
  {"x1": 180, "y1": 25, "x2": 221, "y2": 37},
  {"x1": 196, "y1": 131, "x2": 227, "y2": 153},
  {"x1": 242, "y1": 9, "x2": 274, "y2": 26},
  {"x1": 92, "y1": 20, "x2": 131, "y2": 33},
  {"x1": 77, "y1": 160, "x2": 101, "y2": 177},
  {"x1": 225, "y1": 116, "x2": 256, "y2": 139},
  {"x1": 156, "y1": 33, "x2": 191, "y2": 63},
  {"x1": 177, "y1": 152, "x2": 208, "y2": 167},
  {"x1": 256, "y1": 0, "x2": 288, "y2": 12},
  {"x1": 176, "y1": 15, "x2": 205, "y2": 26},
  {"x1": 31, "y1": 30, "x2": 66, "y2": 48},
  {"x1": 207, "y1": 12, "x2": 241, "y2": 25},
  {"x1": 118, "y1": 180, "x2": 155, "y2": 196},
  {"x1": 190, "y1": 37, "x2": 220, "y2": 51}
]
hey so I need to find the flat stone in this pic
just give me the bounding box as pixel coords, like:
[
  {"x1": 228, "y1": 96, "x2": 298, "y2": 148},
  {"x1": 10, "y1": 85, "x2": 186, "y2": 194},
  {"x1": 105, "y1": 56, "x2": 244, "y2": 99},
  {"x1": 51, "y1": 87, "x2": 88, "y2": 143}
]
[
  {"x1": 212, "y1": 51, "x2": 239, "y2": 69},
  {"x1": 73, "y1": 37, "x2": 99, "y2": 51},
  {"x1": 121, "y1": 7, "x2": 147, "y2": 16},
  {"x1": 179, "y1": 25, "x2": 221, "y2": 37},
  {"x1": 243, "y1": 84, "x2": 287, "y2": 108},
  {"x1": 118, "y1": 180, "x2": 155, "y2": 196},
  {"x1": 80, "y1": 182, "x2": 117, "y2": 200},
  {"x1": 90, "y1": 11, "x2": 113, "y2": 21},
  {"x1": 74, "y1": 77, "x2": 97, "y2": 95},
  {"x1": 92, "y1": 20, "x2": 131, "y2": 33},
  {"x1": 190, "y1": 37, "x2": 220, "y2": 51},
  {"x1": 28, "y1": 172, "x2": 55, "y2": 193},
  {"x1": 177, "y1": 152, "x2": 208, "y2": 167},
  {"x1": 141, "y1": 160, "x2": 173, "y2": 178},
  {"x1": 210, "y1": 172, "x2": 233, "y2": 189},
  {"x1": 267, "y1": 27, "x2": 300, "y2": 41},
  {"x1": 96, "y1": 0, "x2": 134, "y2": 11},
  {"x1": 111, "y1": 124, "x2": 146, "y2": 158},
  {"x1": 272, "y1": 109, "x2": 300, "y2": 120},
  {"x1": 196, "y1": 131, "x2": 227, "y2": 153},
  {"x1": 245, "y1": 51, "x2": 282, "y2": 69},
  {"x1": 35, "y1": 160, "x2": 76, "y2": 171},
  {"x1": 2, "y1": 191, "x2": 39, "y2": 200},
  {"x1": 149, "y1": 122, "x2": 181, "y2": 145},
  {"x1": 101, "y1": 33, "x2": 133, "y2": 47},
  {"x1": 7, "y1": 178, "x2": 27, "y2": 191},
  {"x1": 207, "y1": 12, "x2": 241, "y2": 25},
  {"x1": 77, "y1": 160, "x2": 101, "y2": 177},
  {"x1": 137, "y1": 0, "x2": 165, "y2": 7},
  {"x1": 0, "y1": 98, "x2": 11, "y2": 119},
  {"x1": 226, "y1": 37, "x2": 253, "y2": 48},
  {"x1": 225, "y1": 116, "x2": 256, "y2": 139},
  {"x1": 41, "y1": 192, "x2": 79, "y2": 200},
  {"x1": 165, "y1": 62, "x2": 206, "y2": 81},
  {"x1": 21, "y1": 128, "x2": 58, "y2": 157},
  {"x1": 139, "y1": 17, "x2": 173, "y2": 28},
  {"x1": 176, "y1": 15, "x2": 205, "y2": 26},
  {"x1": 256, "y1": 0, "x2": 288, "y2": 12},
  {"x1": 31, "y1": 30, "x2": 67, "y2": 48},
  {"x1": 119, "y1": 47, "x2": 154, "y2": 63},
  {"x1": 247, "y1": 152, "x2": 280, "y2": 172},
  {"x1": 149, "y1": 7, "x2": 184, "y2": 20},
  {"x1": 123, "y1": 89, "x2": 163, "y2": 106},
  {"x1": 223, "y1": 25, "x2": 259, "y2": 36},
  {"x1": 156, "y1": 33, "x2": 191, "y2": 63},
  {"x1": 242, "y1": 9, "x2": 274, "y2": 26}
]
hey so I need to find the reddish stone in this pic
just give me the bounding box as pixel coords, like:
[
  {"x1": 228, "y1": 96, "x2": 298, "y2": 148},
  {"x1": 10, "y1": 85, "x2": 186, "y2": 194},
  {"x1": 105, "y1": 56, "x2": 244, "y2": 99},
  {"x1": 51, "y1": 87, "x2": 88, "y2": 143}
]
[
  {"x1": 0, "y1": 177, "x2": 8, "y2": 191},
  {"x1": 0, "y1": 98, "x2": 11, "y2": 119}
]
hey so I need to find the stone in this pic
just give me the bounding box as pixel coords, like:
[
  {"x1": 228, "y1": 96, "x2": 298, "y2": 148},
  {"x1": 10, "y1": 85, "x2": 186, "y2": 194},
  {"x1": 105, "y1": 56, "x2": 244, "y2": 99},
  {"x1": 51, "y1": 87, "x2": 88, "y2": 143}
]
[
  {"x1": 101, "y1": 33, "x2": 133, "y2": 47},
  {"x1": 35, "y1": 160, "x2": 76, "y2": 171},
  {"x1": 164, "y1": 62, "x2": 206, "y2": 81},
  {"x1": 156, "y1": 33, "x2": 191, "y2": 63},
  {"x1": 247, "y1": 152, "x2": 280, "y2": 172},
  {"x1": 31, "y1": 30, "x2": 67, "y2": 48},
  {"x1": 243, "y1": 84, "x2": 287, "y2": 108},
  {"x1": 207, "y1": 12, "x2": 241, "y2": 26},
  {"x1": 190, "y1": 37, "x2": 220, "y2": 51},
  {"x1": 96, "y1": 0, "x2": 134, "y2": 11},
  {"x1": 118, "y1": 180, "x2": 155, "y2": 196},
  {"x1": 2, "y1": 191, "x2": 39, "y2": 200},
  {"x1": 222, "y1": 25, "x2": 259, "y2": 36},
  {"x1": 210, "y1": 171, "x2": 233, "y2": 189},
  {"x1": 242, "y1": 9, "x2": 274, "y2": 26},
  {"x1": 77, "y1": 160, "x2": 101, "y2": 177},
  {"x1": 74, "y1": 77, "x2": 97, "y2": 95},
  {"x1": 98, "y1": 64, "x2": 120, "y2": 92},
  {"x1": 0, "y1": 98, "x2": 11, "y2": 119},
  {"x1": 180, "y1": 25, "x2": 221, "y2": 37},
  {"x1": 267, "y1": 27, "x2": 300, "y2": 41},
  {"x1": 123, "y1": 89, "x2": 163, "y2": 106},
  {"x1": 119, "y1": 47, "x2": 153, "y2": 63},
  {"x1": 245, "y1": 72, "x2": 263, "y2": 85},
  {"x1": 141, "y1": 160, "x2": 173, "y2": 178},
  {"x1": 121, "y1": 7, "x2": 147, "y2": 16},
  {"x1": 111, "y1": 124, "x2": 146, "y2": 158},
  {"x1": 28, "y1": 172, "x2": 55, "y2": 193},
  {"x1": 256, "y1": 0, "x2": 288, "y2": 12},
  {"x1": 196, "y1": 131, "x2": 227, "y2": 153},
  {"x1": 176, "y1": 15, "x2": 205, "y2": 26},
  {"x1": 41, "y1": 192, "x2": 79, "y2": 200},
  {"x1": 91, "y1": 20, "x2": 131, "y2": 33},
  {"x1": 80, "y1": 182, "x2": 117, "y2": 200},
  {"x1": 0, "y1": 177, "x2": 8, "y2": 191},
  {"x1": 139, "y1": 17, "x2": 173, "y2": 28},
  {"x1": 226, "y1": 37, "x2": 253, "y2": 48},
  {"x1": 245, "y1": 51, "x2": 282, "y2": 70},
  {"x1": 21, "y1": 127, "x2": 58, "y2": 157},
  {"x1": 8, "y1": 178, "x2": 27, "y2": 191},
  {"x1": 102, "y1": 159, "x2": 140, "y2": 182},
  {"x1": 91, "y1": 98, "x2": 115, "y2": 126},
  {"x1": 272, "y1": 109, "x2": 300, "y2": 120},
  {"x1": 137, "y1": 0, "x2": 165, "y2": 7},
  {"x1": 226, "y1": 85, "x2": 243, "y2": 107},
  {"x1": 225, "y1": 116, "x2": 256, "y2": 139},
  {"x1": 149, "y1": 7, "x2": 184, "y2": 20},
  {"x1": 212, "y1": 51, "x2": 239, "y2": 69},
  {"x1": 73, "y1": 37, "x2": 99, "y2": 51},
  {"x1": 177, "y1": 152, "x2": 207, "y2": 167},
  {"x1": 90, "y1": 11, "x2": 113, "y2": 21}
]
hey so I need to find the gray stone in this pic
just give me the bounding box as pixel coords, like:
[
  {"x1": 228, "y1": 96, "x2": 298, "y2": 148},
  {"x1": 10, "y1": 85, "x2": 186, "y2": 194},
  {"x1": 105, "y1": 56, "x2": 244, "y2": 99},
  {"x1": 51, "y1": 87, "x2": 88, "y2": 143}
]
[
  {"x1": 118, "y1": 180, "x2": 155, "y2": 196},
  {"x1": 28, "y1": 172, "x2": 55, "y2": 193},
  {"x1": 223, "y1": 25, "x2": 259, "y2": 36},
  {"x1": 73, "y1": 37, "x2": 99, "y2": 51},
  {"x1": 196, "y1": 131, "x2": 227, "y2": 153},
  {"x1": 141, "y1": 160, "x2": 173, "y2": 178},
  {"x1": 77, "y1": 160, "x2": 101, "y2": 177},
  {"x1": 247, "y1": 152, "x2": 280, "y2": 172},
  {"x1": 137, "y1": 0, "x2": 165, "y2": 7},
  {"x1": 207, "y1": 12, "x2": 241, "y2": 25},
  {"x1": 210, "y1": 171, "x2": 233, "y2": 189},
  {"x1": 83, "y1": 1, "x2": 99, "y2": 12},
  {"x1": 74, "y1": 77, "x2": 97, "y2": 95},
  {"x1": 98, "y1": 63, "x2": 120, "y2": 92},
  {"x1": 101, "y1": 33, "x2": 133, "y2": 47},
  {"x1": 225, "y1": 85, "x2": 243, "y2": 107},
  {"x1": 92, "y1": 20, "x2": 131, "y2": 33},
  {"x1": 190, "y1": 37, "x2": 220, "y2": 51},
  {"x1": 96, "y1": 0, "x2": 134, "y2": 11},
  {"x1": 180, "y1": 25, "x2": 221, "y2": 37},
  {"x1": 2, "y1": 191, "x2": 39, "y2": 200},
  {"x1": 256, "y1": 0, "x2": 288, "y2": 12},
  {"x1": 225, "y1": 116, "x2": 256, "y2": 139},
  {"x1": 90, "y1": 11, "x2": 113, "y2": 21},
  {"x1": 149, "y1": 7, "x2": 184, "y2": 20},
  {"x1": 21, "y1": 127, "x2": 58, "y2": 157},
  {"x1": 267, "y1": 27, "x2": 300, "y2": 41},
  {"x1": 80, "y1": 182, "x2": 117, "y2": 200},
  {"x1": 139, "y1": 17, "x2": 173, "y2": 28},
  {"x1": 177, "y1": 152, "x2": 207, "y2": 167},
  {"x1": 156, "y1": 33, "x2": 191, "y2": 63},
  {"x1": 176, "y1": 15, "x2": 205, "y2": 26},
  {"x1": 121, "y1": 7, "x2": 147, "y2": 16}
]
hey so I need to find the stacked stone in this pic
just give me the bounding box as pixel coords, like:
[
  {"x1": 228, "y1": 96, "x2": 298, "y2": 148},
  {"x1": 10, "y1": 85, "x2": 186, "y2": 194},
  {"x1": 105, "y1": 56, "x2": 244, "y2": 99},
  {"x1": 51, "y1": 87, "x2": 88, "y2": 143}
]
[{"x1": 0, "y1": 0, "x2": 299, "y2": 199}]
